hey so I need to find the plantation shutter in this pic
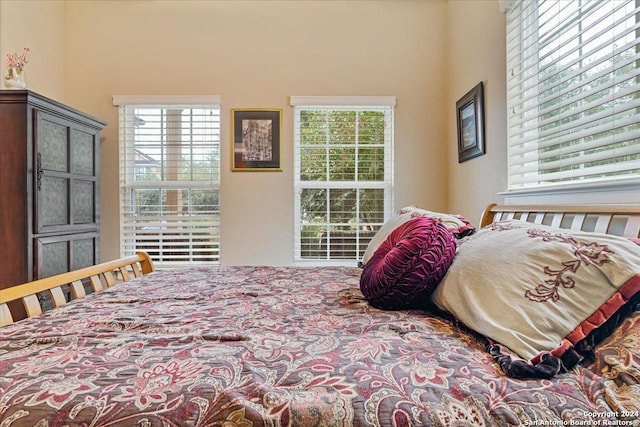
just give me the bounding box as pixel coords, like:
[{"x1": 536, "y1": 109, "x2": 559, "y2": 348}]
[
  {"x1": 506, "y1": 0, "x2": 640, "y2": 190},
  {"x1": 113, "y1": 95, "x2": 221, "y2": 268},
  {"x1": 291, "y1": 96, "x2": 395, "y2": 264}
]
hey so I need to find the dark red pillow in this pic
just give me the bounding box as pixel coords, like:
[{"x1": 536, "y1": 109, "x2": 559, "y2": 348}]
[{"x1": 360, "y1": 216, "x2": 457, "y2": 310}]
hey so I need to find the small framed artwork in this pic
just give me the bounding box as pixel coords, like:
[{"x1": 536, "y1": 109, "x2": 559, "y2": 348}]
[
  {"x1": 232, "y1": 108, "x2": 282, "y2": 171},
  {"x1": 456, "y1": 82, "x2": 485, "y2": 163}
]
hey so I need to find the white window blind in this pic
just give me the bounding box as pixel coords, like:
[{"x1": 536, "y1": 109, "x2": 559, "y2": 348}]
[
  {"x1": 291, "y1": 96, "x2": 395, "y2": 265},
  {"x1": 506, "y1": 0, "x2": 640, "y2": 190},
  {"x1": 113, "y1": 96, "x2": 221, "y2": 268}
]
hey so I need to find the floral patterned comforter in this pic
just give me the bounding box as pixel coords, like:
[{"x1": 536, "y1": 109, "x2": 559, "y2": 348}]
[{"x1": 1, "y1": 266, "x2": 639, "y2": 426}]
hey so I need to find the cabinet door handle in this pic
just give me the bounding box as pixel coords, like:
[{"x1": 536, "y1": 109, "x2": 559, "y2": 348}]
[{"x1": 36, "y1": 153, "x2": 44, "y2": 190}]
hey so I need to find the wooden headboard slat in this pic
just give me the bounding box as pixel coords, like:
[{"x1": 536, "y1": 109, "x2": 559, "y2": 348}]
[
  {"x1": 479, "y1": 203, "x2": 640, "y2": 238},
  {"x1": 0, "y1": 304, "x2": 12, "y2": 327},
  {"x1": 531, "y1": 213, "x2": 545, "y2": 224},
  {"x1": 571, "y1": 213, "x2": 587, "y2": 230},
  {"x1": 593, "y1": 215, "x2": 613, "y2": 234},
  {"x1": 549, "y1": 213, "x2": 563, "y2": 228},
  {"x1": 623, "y1": 216, "x2": 640, "y2": 238}
]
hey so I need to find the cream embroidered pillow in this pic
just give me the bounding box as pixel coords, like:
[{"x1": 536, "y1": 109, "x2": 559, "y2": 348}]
[{"x1": 432, "y1": 220, "x2": 640, "y2": 374}]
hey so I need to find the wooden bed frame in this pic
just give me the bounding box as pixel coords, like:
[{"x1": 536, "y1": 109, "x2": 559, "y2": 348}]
[
  {"x1": 2, "y1": 203, "x2": 639, "y2": 328},
  {"x1": 0, "y1": 251, "x2": 154, "y2": 327},
  {"x1": 480, "y1": 203, "x2": 640, "y2": 238}
]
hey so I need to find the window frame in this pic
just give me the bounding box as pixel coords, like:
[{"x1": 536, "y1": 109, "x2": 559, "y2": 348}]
[
  {"x1": 290, "y1": 96, "x2": 396, "y2": 266},
  {"x1": 503, "y1": 0, "x2": 640, "y2": 204},
  {"x1": 113, "y1": 95, "x2": 222, "y2": 268}
]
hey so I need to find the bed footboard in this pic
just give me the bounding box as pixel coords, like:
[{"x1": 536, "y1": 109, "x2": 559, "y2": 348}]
[{"x1": 0, "y1": 251, "x2": 154, "y2": 327}]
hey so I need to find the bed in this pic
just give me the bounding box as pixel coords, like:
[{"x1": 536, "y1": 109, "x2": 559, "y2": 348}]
[{"x1": 1, "y1": 203, "x2": 639, "y2": 426}]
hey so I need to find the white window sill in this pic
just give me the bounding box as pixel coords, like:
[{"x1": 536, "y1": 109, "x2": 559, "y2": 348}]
[
  {"x1": 293, "y1": 259, "x2": 360, "y2": 268},
  {"x1": 500, "y1": 178, "x2": 640, "y2": 205}
]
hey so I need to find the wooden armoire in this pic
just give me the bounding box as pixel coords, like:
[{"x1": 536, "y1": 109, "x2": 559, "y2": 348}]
[{"x1": 0, "y1": 90, "x2": 106, "y2": 320}]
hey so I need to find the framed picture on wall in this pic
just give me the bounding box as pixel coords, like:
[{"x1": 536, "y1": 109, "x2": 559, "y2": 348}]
[
  {"x1": 231, "y1": 109, "x2": 282, "y2": 171},
  {"x1": 456, "y1": 82, "x2": 485, "y2": 163}
]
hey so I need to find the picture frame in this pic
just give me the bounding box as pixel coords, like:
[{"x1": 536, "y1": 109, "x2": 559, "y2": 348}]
[
  {"x1": 456, "y1": 82, "x2": 485, "y2": 163},
  {"x1": 231, "y1": 108, "x2": 282, "y2": 171}
]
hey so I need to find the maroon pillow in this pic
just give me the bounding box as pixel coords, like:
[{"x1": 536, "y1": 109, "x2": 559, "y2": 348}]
[{"x1": 360, "y1": 216, "x2": 457, "y2": 310}]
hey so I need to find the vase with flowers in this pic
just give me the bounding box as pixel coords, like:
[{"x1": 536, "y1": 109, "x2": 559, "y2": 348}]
[{"x1": 4, "y1": 47, "x2": 30, "y2": 89}]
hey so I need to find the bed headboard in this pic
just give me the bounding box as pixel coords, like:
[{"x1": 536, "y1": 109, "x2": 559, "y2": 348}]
[{"x1": 480, "y1": 203, "x2": 640, "y2": 238}]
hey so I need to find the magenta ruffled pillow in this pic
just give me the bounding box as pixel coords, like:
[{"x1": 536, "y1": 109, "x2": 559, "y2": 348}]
[{"x1": 360, "y1": 216, "x2": 457, "y2": 310}]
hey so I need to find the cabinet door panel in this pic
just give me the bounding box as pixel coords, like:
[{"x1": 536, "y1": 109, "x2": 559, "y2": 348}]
[
  {"x1": 39, "y1": 176, "x2": 69, "y2": 228},
  {"x1": 39, "y1": 240, "x2": 69, "y2": 278},
  {"x1": 39, "y1": 117, "x2": 68, "y2": 172},
  {"x1": 72, "y1": 180, "x2": 95, "y2": 224},
  {"x1": 71, "y1": 129, "x2": 95, "y2": 175},
  {"x1": 34, "y1": 110, "x2": 98, "y2": 234},
  {"x1": 72, "y1": 236, "x2": 97, "y2": 270},
  {"x1": 34, "y1": 232, "x2": 98, "y2": 280}
]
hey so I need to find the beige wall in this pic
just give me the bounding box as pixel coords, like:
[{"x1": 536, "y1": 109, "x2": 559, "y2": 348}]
[
  {"x1": 63, "y1": 0, "x2": 450, "y2": 265},
  {"x1": 445, "y1": 0, "x2": 507, "y2": 224},
  {"x1": 1, "y1": 0, "x2": 509, "y2": 265},
  {"x1": 0, "y1": 0, "x2": 65, "y2": 100}
]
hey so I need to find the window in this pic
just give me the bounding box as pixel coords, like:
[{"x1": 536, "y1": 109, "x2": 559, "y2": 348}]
[
  {"x1": 291, "y1": 96, "x2": 395, "y2": 265},
  {"x1": 506, "y1": 0, "x2": 640, "y2": 191},
  {"x1": 113, "y1": 96, "x2": 221, "y2": 268}
]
